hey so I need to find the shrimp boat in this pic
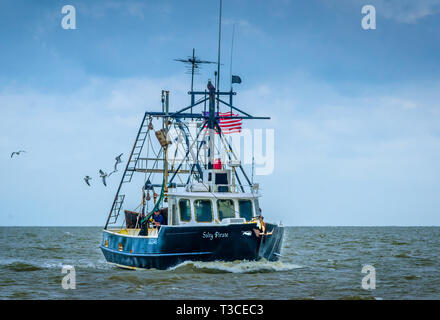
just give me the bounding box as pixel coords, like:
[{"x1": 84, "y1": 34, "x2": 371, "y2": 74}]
[
  {"x1": 100, "y1": 77, "x2": 284, "y2": 269},
  {"x1": 100, "y1": 31, "x2": 284, "y2": 270}
]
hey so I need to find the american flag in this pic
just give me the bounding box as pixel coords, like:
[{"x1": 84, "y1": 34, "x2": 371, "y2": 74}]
[
  {"x1": 218, "y1": 111, "x2": 242, "y2": 134},
  {"x1": 203, "y1": 111, "x2": 242, "y2": 134}
]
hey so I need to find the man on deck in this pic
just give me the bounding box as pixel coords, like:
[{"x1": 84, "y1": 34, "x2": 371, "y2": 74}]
[{"x1": 152, "y1": 210, "x2": 165, "y2": 229}]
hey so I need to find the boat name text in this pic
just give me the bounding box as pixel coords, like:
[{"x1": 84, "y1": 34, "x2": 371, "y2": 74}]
[{"x1": 202, "y1": 231, "x2": 229, "y2": 240}]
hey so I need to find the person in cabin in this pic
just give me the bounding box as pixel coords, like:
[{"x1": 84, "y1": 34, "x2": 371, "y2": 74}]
[{"x1": 152, "y1": 209, "x2": 165, "y2": 229}]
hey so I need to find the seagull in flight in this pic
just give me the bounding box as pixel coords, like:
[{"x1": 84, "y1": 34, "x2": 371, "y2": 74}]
[
  {"x1": 11, "y1": 150, "x2": 26, "y2": 158},
  {"x1": 84, "y1": 176, "x2": 92, "y2": 186},
  {"x1": 107, "y1": 153, "x2": 123, "y2": 178},
  {"x1": 99, "y1": 170, "x2": 108, "y2": 186},
  {"x1": 113, "y1": 153, "x2": 123, "y2": 172}
]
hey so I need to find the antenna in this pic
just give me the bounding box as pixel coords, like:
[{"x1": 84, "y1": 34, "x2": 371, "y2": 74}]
[
  {"x1": 174, "y1": 48, "x2": 217, "y2": 106},
  {"x1": 216, "y1": 0, "x2": 223, "y2": 107},
  {"x1": 229, "y1": 23, "x2": 235, "y2": 90}
]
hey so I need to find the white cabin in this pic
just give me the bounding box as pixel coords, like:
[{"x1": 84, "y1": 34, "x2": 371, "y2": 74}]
[{"x1": 166, "y1": 191, "x2": 260, "y2": 226}]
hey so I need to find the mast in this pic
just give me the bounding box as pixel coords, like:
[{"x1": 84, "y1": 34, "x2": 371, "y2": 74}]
[
  {"x1": 164, "y1": 91, "x2": 170, "y2": 194},
  {"x1": 216, "y1": 0, "x2": 222, "y2": 108},
  {"x1": 208, "y1": 0, "x2": 223, "y2": 169},
  {"x1": 207, "y1": 80, "x2": 216, "y2": 169},
  {"x1": 229, "y1": 23, "x2": 235, "y2": 107}
]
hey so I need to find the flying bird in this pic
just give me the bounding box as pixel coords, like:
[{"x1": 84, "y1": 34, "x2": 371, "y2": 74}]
[
  {"x1": 84, "y1": 176, "x2": 92, "y2": 186},
  {"x1": 107, "y1": 153, "x2": 123, "y2": 178},
  {"x1": 11, "y1": 150, "x2": 26, "y2": 158},
  {"x1": 113, "y1": 153, "x2": 123, "y2": 172},
  {"x1": 99, "y1": 170, "x2": 108, "y2": 186}
]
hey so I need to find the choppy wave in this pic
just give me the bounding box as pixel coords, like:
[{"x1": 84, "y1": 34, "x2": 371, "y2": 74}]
[
  {"x1": 1, "y1": 226, "x2": 439, "y2": 299},
  {"x1": 392, "y1": 241, "x2": 410, "y2": 246},
  {"x1": 0, "y1": 258, "x2": 109, "y2": 272},
  {"x1": 2, "y1": 261, "x2": 43, "y2": 272},
  {"x1": 168, "y1": 259, "x2": 302, "y2": 274},
  {"x1": 338, "y1": 295, "x2": 375, "y2": 300}
]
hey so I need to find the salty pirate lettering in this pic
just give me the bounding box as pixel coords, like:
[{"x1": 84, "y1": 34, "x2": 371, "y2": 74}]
[{"x1": 202, "y1": 231, "x2": 229, "y2": 240}]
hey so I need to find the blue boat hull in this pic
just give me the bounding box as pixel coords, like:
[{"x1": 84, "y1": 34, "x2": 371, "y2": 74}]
[{"x1": 100, "y1": 223, "x2": 284, "y2": 270}]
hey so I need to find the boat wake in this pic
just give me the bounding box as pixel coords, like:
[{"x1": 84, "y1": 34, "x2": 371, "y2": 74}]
[{"x1": 168, "y1": 259, "x2": 302, "y2": 274}]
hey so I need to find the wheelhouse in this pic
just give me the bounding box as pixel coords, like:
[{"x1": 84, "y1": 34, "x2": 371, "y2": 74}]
[{"x1": 167, "y1": 192, "x2": 259, "y2": 226}]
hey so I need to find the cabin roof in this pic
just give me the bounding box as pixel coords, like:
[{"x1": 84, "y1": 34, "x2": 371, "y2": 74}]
[{"x1": 168, "y1": 191, "x2": 258, "y2": 199}]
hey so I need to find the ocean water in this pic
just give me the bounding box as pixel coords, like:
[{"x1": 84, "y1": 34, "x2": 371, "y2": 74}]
[{"x1": 0, "y1": 226, "x2": 439, "y2": 300}]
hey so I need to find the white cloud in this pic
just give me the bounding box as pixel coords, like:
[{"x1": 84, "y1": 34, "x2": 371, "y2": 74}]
[
  {"x1": 222, "y1": 18, "x2": 265, "y2": 37},
  {"x1": 352, "y1": 0, "x2": 440, "y2": 23},
  {"x1": 233, "y1": 75, "x2": 440, "y2": 225},
  {"x1": 0, "y1": 75, "x2": 189, "y2": 226},
  {"x1": 375, "y1": 0, "x2": 440, "y2": 23},
  {"x1": 1, "y1": 74, "x2": 440, "y2": 225}
]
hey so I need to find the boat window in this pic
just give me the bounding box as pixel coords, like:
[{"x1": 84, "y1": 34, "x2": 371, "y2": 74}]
[
  {"x1": 217, "y1": 199, "x2": 235, "y2": 220},
  {"x1": 179, "y1": 199, "x2": 191, "y2": 222},
  {"x1": 238, "y1": 200, "x2": 253, "y2": 221},
  {"x1": 215, "y1": 173, "x2": 228, "y2": 184},
  {"x1": 194, "y1": 199, "x2": 213, "y2": 222},
  {"x1": 216, "y1": 173, "x2": 229, "y2": 192}
]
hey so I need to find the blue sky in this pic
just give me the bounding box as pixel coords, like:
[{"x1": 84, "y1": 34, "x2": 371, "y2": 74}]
[{"x1": 1, "y1": 0, "x2": 440, "y2": 226}]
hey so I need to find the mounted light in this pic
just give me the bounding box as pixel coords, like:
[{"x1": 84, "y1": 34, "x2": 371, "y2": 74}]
[{"x1": 228, "y1": 160, "x2": 241, "y2": 167}]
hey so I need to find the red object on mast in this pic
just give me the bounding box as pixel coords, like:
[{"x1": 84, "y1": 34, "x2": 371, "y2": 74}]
[{"x1": 213, "y1": 158, "x2": 222, "y2": 169}]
